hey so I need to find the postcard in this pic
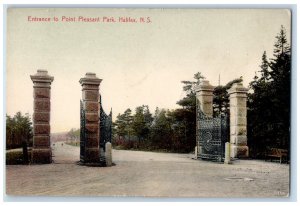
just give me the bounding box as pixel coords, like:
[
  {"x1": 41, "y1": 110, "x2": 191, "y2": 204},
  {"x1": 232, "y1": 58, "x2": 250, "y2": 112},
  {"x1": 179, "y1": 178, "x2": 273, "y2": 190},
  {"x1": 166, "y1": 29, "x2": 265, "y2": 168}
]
[{"x1": 5, "y1": 7, "x2": 292, "y2": 198}]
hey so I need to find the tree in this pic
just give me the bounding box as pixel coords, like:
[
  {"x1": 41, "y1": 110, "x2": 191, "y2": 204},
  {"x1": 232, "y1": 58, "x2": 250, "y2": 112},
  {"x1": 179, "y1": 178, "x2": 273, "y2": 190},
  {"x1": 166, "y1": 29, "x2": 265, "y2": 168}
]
[
  {"x1": 268, "y1": 26, "x2": 291, "y2": 149},
  {"x1": 6, "y1": 112, "x2": 33, "y2": 149},
  {"x1": 6, "y1": 112, "x2": 33, "y2": 164},
  {"x1": 177, "y1": 72, "x2": 204, "y2": 109},
  {"x1": 150, "y1": 108, "x2": 173, "y2": 150},
  {"x1": 248, "y1": 52, "x2": 273, "y2": 157},
  {"x1": 132, "y1": 105, "x2": 153, "y2": 145},
  {"x1": 67, "y1": 128, "x2": 80, "y2": 144},
  {"x1": 248, "y1": 26, "x2": 291, "y2": 157},
  {"x1": 213, "y1": 78, "x2": 243, "y2": 116},
  {"x1": 115, "y1": 113, "x2": 127, "y2": 137},
  {"x1": 114, "y1": 108, "x2": 134, "y2": 140}
]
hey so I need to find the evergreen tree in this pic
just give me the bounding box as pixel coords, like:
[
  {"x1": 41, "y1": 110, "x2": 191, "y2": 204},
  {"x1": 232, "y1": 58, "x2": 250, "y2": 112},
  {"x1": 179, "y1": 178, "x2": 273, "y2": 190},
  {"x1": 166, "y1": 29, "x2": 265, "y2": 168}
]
[
  {"x1": 248, "y1": 26, "x2": 291, "y2": 157},
  {"x1": 248, "y1": 52, "x2": 273, "y2": 157},
  {"x1": 115, "y1": 113, "x2": 127, "y2": 137},
  {"x1": 114, "y1": 109, "x2": 133, "y2": 139},
  {"x1": 175, "y1": 73, "x2": 205, "y2": 152},
  {"x1": 268, "y1": 26, "x2": 291, "y2": 149},
  {"x1": 177, "y1": 72, "x2": 204, "y2": 109},
  {"x1": 132, "y1": 105, "x2": 152, "y2": 145},
  {"x1": 213, "y1": 78, "x2": 243, "y2": 116},
  {"x1": 150, "y1": 108, "x2": 173, "y2": 150}
]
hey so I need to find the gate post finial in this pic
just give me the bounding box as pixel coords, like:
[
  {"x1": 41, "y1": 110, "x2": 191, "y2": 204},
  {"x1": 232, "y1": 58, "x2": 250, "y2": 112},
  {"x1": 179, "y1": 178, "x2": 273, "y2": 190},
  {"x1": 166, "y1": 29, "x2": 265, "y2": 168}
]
[{"x1": 227, "y1": 82, "x2": 249, "y2": 159}]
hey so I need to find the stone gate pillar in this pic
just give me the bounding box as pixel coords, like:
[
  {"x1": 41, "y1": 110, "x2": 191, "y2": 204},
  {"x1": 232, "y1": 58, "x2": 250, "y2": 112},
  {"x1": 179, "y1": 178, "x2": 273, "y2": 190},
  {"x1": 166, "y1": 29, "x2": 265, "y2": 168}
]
[
  {"x1": 195, "y1": 80, "x2": 215, "y2": 117},
  {"x1": 79, "y1": 73, "x2": 102, "y2": 163},
  {"x1": 195, "y1": 80, "x2": 215, "y2": 158},
  {"x1": 228, "y1": 82, "x2": 249, "y2": 158},
  {"x1": 30, "y1": 70, "x2": 54, "y2": 164}
]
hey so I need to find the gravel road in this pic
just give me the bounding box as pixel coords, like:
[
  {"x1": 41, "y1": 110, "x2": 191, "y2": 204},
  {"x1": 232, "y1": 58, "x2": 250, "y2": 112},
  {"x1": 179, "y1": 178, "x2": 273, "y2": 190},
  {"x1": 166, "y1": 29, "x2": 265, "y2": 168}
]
[{"x1": 6, "y1": 142, "x2": 290, "y2": 198}]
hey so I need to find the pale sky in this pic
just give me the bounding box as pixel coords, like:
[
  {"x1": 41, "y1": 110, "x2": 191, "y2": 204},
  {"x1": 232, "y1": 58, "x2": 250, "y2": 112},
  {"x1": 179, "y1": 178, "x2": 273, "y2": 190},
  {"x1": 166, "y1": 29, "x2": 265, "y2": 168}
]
[{"x1": 6, "y1": 8, "x2": 291, "y2": 132}]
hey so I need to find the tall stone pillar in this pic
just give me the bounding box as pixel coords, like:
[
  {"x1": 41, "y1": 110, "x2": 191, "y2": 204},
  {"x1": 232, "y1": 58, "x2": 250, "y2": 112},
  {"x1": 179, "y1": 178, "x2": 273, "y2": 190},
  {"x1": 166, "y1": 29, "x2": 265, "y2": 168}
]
[
  {"x1": 79, "y1": 73, "x2": 102, "y2": 163},
  {"x1": 195, "y1": 80, "x2": 215, "y2": 158},
  {"x1": 228, "y1": 82, "x2": 249, "y2": 158},
  {"x1": 30, "y1": 70, "x2": 54, "y2": 164}
]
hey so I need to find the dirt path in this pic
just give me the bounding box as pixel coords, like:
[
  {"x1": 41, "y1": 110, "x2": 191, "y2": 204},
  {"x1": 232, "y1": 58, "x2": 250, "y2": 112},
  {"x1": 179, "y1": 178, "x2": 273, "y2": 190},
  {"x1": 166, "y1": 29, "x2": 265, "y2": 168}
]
[{"x1": 6, "y1": 142, "x2": 290, "y2": 198}]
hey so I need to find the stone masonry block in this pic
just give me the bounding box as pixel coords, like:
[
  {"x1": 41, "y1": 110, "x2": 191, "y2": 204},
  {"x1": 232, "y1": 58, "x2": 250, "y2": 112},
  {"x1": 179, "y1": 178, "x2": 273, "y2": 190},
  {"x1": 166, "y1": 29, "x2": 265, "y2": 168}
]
[
  {"x1": 84, "y1": 148, "x2": 100, "y2": 163},
  {"x1": 86, "y1": 137, "x2": 99, "y2": 148},
  {"x1": 230, "y1": 144, "x2": 249, "y2": 158},
  {"x1": 33, "y1": 112, "x2": 50, "y2": 123},
  {"x1": 200, "y1": 104, "x2": 213, "y2": 117},
  {"x1": 230, "y1": 135, "x2": 247, "y2": 146},
  {"x1": 34, "y1": 88, "x2": 50, "y2": 99},
  {"x1": 34, "y1": 100, "x2": 50, "y2": 112},
  {"x1": 86, "y1": 132, "x2": 99, "y2": 139},
  {"x1": 82, "y1": 84, "x2": 100, "y2": 91},
  {"x1": 85, "y1": 113, "x2": 99, "y2": 123},
  {"x1": 83, "y1": 90, "x2": 99, "y2": 101},
  {"x1": 236, "y1": 107, "x2": 247, "y2": 117},
  {"x1": 230, "y1": 107, "x2": 247, "y2": 118},
  {"x1": 85, "y1": 123, "x2": 99, "y2": 133},
  {"x1": 33, "y1": 135, "x2": 50, "y2": 147},
  {"x1": 84, "y1": 101, "x2": 99, "y2": 112},
  {"x1": 34, "y1": 124, "x2": 50, "y2": 135},
  {"x1": 229, "y1": 98, "x2": 247, "y2": 108},
  {"x1": 31, "y1": 148, "x2": 52, "y2": 164},
  {"x1": 236, "y1": 145, "x2": 248, "y2": 157},
  {"x1": 230, "y1": 125, "x2": 247, "y2": 136},
  {"x1": 230, "y1": 116, "x2": 247, "y2": 127}
]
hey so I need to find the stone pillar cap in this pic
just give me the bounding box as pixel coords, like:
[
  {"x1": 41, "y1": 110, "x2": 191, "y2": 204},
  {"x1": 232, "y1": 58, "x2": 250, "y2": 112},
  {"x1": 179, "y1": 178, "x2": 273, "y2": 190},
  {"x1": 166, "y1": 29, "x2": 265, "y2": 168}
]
[
  {"x1": 194, "y1": 80, "x2": 215, "y2": 92},
  {"x1": 30, "y1": 70, "x2": 54, "y2": 83},
  {"x1": 227, "y1": 82, "x2": 248, "y2": 94},
  {"x1": 79, "y1": 72, "x2": 102, "y2": 85}
]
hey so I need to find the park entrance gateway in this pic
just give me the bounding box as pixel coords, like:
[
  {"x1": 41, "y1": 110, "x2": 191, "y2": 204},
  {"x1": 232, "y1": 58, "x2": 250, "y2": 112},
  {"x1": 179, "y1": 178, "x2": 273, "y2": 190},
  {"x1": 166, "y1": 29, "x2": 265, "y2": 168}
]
[
  {"x1": 195, "y1": 80, "x2": 249, "y2": 162},
  {"x1": 30, "y1": 70, "x2": 112, "y2": 165}
]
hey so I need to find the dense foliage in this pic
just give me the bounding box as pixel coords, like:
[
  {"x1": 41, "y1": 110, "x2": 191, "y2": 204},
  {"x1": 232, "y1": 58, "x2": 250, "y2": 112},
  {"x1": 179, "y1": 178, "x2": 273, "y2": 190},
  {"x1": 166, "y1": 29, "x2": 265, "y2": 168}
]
[
  {"x1": 113, "y1": 26, "x2": 291, "y2": 156},
  {"x1": 112, "y1": 72, "x2": 236, "y2": 153},
  {"x1": 66, "y1": 128, "x2": 80, "y2": 145},
  {"x1": 6, "y1": 112, "x2": 33, "y2": 149},
  {"x1": 6, "y1": 112, "x2": 33, "y2": 164},
  {"x1": 248, "y1": 26, "x2": 291, "y2": 158}
]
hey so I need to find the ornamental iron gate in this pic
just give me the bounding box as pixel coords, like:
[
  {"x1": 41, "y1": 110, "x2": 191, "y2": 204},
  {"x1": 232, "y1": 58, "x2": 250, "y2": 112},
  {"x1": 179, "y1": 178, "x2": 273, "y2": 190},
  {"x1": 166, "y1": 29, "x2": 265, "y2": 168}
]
[
  {"x1": 197, "y1": 106, "x2": 228, "y2": 162},
  {"x1": 80, "y1": 100, "x2": 86, "y2": 162},
  {"x1": 99, "y1": 95, "x2": 112, "y2": 164}
]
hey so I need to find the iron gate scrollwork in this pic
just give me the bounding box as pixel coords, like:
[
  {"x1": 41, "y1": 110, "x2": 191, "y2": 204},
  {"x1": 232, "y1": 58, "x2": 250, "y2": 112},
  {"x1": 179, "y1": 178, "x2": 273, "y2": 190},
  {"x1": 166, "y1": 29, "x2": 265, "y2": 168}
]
[
  {"x1": 197, "y1": 105, "x2": 228, "y2": 162},
  {"x1": 99, "y1": 95, "x2": 112, "y2": 164}
]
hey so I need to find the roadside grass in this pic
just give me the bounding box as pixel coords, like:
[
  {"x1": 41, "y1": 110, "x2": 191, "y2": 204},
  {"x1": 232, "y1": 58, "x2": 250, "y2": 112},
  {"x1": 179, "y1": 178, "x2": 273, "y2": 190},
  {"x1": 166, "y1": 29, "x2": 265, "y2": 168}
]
[{"x1": 6, "y1": 148, "x2": 32, "y2": 165}]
